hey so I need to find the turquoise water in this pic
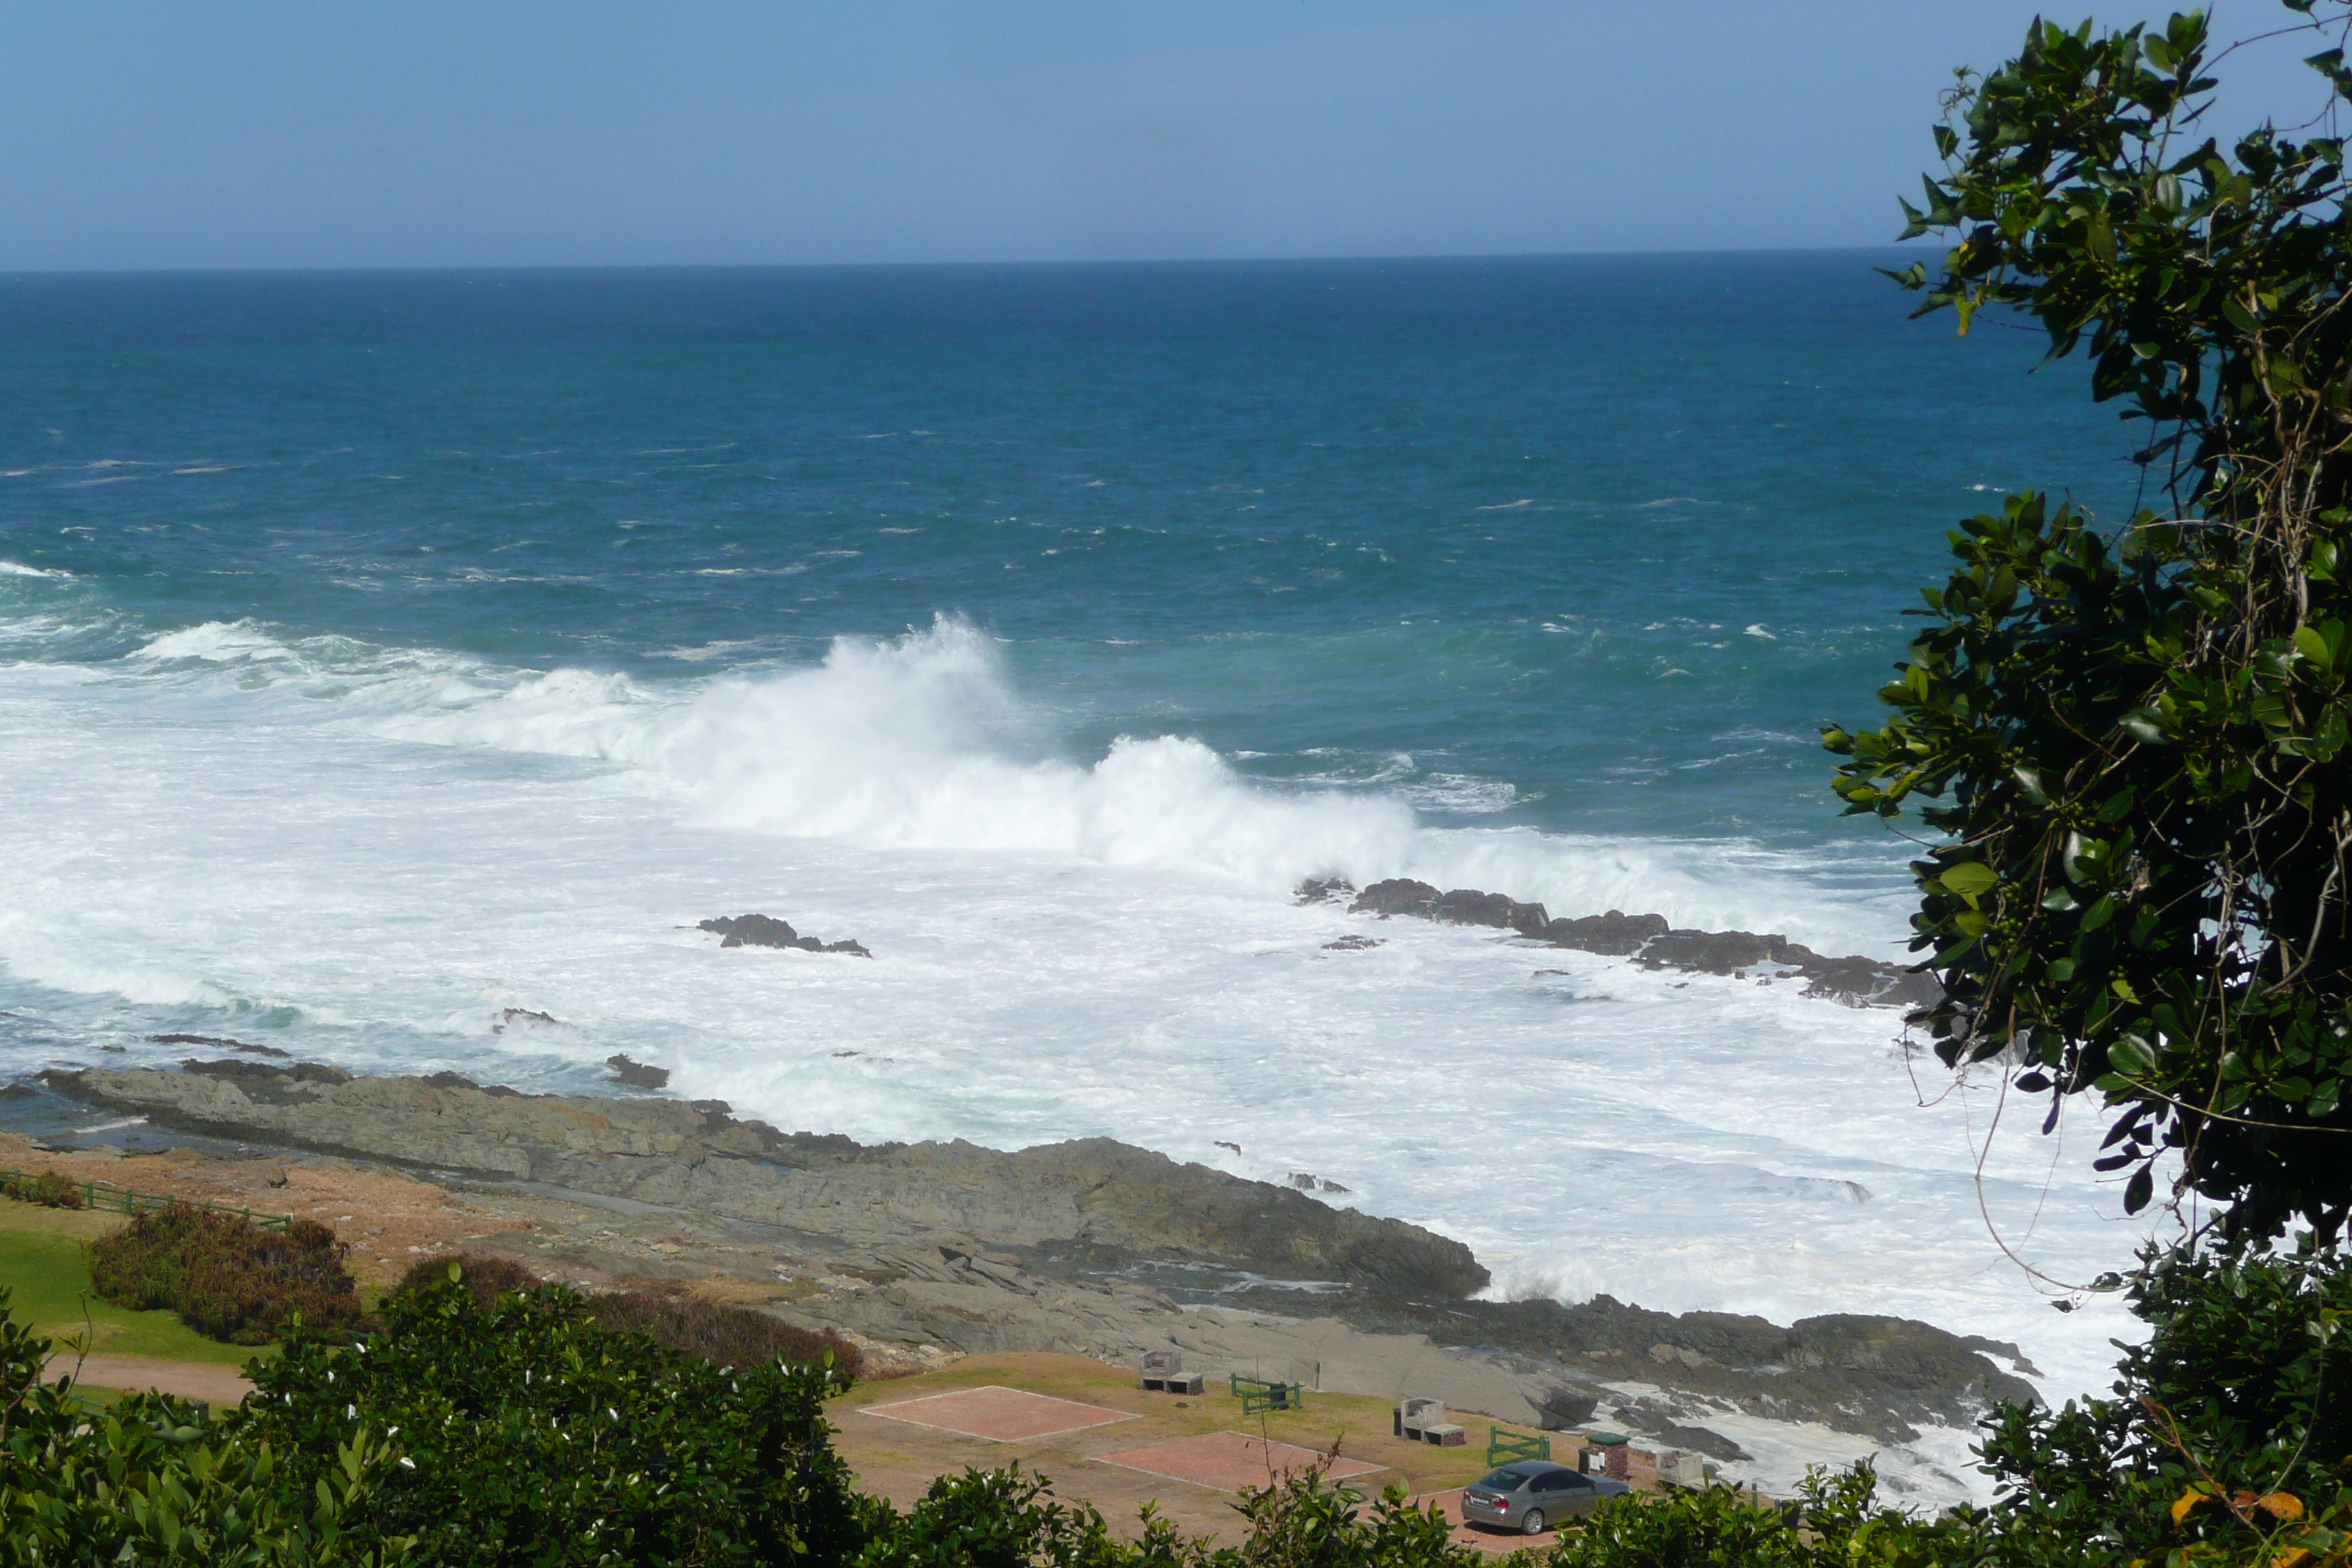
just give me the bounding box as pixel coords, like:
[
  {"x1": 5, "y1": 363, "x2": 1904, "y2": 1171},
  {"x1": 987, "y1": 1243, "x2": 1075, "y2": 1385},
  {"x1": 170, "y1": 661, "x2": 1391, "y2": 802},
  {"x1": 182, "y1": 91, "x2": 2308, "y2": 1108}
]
[{"x1": 0, "y1": 254, "x2": 2152, "y2": 1494}]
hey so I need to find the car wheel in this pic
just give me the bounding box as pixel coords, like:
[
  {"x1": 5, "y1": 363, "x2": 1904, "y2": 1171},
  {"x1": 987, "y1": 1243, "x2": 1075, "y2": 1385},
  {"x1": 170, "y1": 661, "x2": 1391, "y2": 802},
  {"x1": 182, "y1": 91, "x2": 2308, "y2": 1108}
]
[{"x1": 1522, "y1": 1509, "x2": 1546, "y2": 1535}]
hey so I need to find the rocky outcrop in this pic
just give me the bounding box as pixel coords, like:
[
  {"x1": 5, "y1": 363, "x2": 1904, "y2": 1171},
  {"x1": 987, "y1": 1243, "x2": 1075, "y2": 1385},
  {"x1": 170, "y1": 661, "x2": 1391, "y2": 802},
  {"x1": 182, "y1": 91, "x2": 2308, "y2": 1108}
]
[
  {"x1": 1321, "y1": 878, "x2": 1940, "y2": 1010},
  {"x1": 606, "y1": 1054, "x2": 670, "y2": 1090},
  {"x1": 39, "y1": 1061, "x2": 2039, "y2": 1457},
  {"x1": 1616, "y1": 1398, "x2": 1752, "y2": 1462},
  {"x1": 148, "y1": 1033, "x2": 290, "y2": 1058},
  {"x1": 1250, "y1": 1286, "x2": 2038, "y2": 1446},
  {"x1": 698, "y1": 914, "x2": 870, "y2": 957},
  {"x1": 41, "y1": 1064, "x2": 1486, "y2": 1298}
]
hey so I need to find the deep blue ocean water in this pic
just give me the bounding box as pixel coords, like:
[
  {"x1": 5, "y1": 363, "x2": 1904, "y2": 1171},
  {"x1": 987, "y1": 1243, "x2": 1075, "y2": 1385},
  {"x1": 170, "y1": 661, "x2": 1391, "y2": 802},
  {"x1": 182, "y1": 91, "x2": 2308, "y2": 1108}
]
[
  {"x1": 0, "y1": 252, "x2": 2133, "y2": 844},
  {"x1": 0, "y1": 255, "x2": 2155, "y2": 1493}
]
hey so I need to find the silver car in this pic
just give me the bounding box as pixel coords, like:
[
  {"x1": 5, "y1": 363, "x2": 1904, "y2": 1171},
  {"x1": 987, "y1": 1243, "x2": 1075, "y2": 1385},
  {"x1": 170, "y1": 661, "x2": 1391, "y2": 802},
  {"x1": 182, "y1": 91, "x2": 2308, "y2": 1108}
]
[{"x1": 1460, "y1": 1460, "x2": 1629, "y2": 1534}]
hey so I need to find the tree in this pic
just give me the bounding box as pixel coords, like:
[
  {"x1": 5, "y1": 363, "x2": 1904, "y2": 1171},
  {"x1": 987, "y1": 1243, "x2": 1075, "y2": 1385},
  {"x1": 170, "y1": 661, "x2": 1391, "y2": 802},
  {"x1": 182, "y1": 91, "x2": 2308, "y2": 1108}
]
[{"x1": 1826, "y1": 1, "x2": 2352, "y2": 1244}]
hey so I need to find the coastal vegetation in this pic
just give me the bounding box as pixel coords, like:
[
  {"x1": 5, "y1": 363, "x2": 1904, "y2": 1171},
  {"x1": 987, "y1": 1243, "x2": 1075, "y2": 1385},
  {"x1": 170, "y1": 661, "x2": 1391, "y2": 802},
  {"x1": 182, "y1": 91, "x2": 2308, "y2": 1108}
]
[
  {"x1": 1814, "y1": 1, "x2": 2352, "y2": 1564},
  {"x1": 88, "y1": 1205, "x2": 364, "y2": 1346},
  {"x1": 390, "y1": 1251, "x2": 865, "y2": 1379}
]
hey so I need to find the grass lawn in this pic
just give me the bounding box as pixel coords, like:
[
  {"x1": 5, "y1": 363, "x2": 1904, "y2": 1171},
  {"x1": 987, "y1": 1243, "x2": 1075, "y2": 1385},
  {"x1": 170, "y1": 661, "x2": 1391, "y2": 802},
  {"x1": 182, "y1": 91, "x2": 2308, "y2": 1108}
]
[{"x1": 0, "y1": 1197, "x2": 273, "y2": 1369}]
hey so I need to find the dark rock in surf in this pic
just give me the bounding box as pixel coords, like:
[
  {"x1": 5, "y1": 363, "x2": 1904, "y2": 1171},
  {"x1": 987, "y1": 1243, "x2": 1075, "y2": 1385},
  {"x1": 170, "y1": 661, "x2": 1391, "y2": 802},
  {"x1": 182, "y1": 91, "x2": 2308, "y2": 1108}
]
[
  {"x1": 1294, "y1": 876, "x2": 1357, "y2": 905},
  {"x1": 698, "y1": 913, "x2": 871, "y2": 958},
  {"x1": 1344, "y1": 881, "x2": 1941, "y2": 1011},
  {"x1": 1616, "y1": 1398, "x2": 1752, "y2": 1461},
  {"x1": 1322, "y1": 935, "x2": 1382, "y2": 951},
  {"x1": 1434, "y1": 888, "x2": 1551, "y2": 936},
  {"x1": 148, "y1": 1033, "x2": 290, "y2": 1058},
  {"x1": 1638, "y1": 929, "x2": 1792, "y2": 976},
  {"x1": 1543, "y1": 910, "x2": 1670, "y2": 957},
  {"x1": 1348, "y1": 879, "x2": 1442, "y2": 919},
  {"x1": 605, "y1": 1054, "x2": 670, "y2": 1090},
  {"x1": 491, "y1": 1009, "x2": 561, "y2": 1033}
]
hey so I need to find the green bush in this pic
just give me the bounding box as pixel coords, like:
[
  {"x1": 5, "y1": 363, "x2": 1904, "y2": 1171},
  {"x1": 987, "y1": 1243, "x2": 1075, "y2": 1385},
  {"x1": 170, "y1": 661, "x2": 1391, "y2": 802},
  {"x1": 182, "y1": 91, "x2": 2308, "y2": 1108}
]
[
  {"x1": 388, "y1": 1249, "x2": 540, "y2": 1310},
  {"x1": 0, "y1": 1286, "x2": 413, "y2": 1566},
  {"x1": 87, "y1": 1203, "x2": 363, "y2": 1345},
  {"x1": 389, "y1": 1256, "x2": 864, "y2": 1379},
  {"x1": 588, "y1": 1284, "x2": 864, "y2": 1381},
  {"x1": 0, "y1": 1167, "x2": 84, "y2": 1208},
  {"x1": 225, "y1": 1267, "x2": 876, "y2": 1567}
]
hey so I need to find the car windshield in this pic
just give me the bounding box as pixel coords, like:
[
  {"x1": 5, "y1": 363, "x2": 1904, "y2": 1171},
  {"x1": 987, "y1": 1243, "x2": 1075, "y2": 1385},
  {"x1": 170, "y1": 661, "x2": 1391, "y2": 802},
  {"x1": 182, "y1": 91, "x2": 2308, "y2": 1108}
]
[{"x1": 1474, "y1": 1470, "x2": 1524, "y2": 1492}]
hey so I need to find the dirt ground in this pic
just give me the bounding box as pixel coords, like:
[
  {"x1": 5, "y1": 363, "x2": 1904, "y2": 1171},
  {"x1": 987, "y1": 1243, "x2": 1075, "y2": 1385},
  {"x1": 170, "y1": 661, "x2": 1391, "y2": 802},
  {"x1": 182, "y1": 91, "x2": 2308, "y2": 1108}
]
[{"x1": 824, "y1": 1351, "x2": 1607, "y2": 1550}]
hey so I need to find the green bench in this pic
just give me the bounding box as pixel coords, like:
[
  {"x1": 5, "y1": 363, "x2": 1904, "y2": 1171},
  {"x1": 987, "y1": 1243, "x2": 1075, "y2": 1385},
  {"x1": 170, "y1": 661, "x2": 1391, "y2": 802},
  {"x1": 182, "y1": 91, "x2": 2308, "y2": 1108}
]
[
  {"x1": 1485, "y1": 1427, "x2": 1551, "y2": 1467},
  {"x1": 1229, "y1": 1373, "x2": 1305, "y2": 1415}
]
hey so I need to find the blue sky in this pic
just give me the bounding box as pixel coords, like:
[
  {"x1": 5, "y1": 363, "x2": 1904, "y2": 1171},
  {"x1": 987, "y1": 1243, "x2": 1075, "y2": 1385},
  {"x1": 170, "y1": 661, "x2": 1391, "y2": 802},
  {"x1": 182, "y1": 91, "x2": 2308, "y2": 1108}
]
[{"x1": 0, "y1": 1, "x2": 2329, "y2": 268}]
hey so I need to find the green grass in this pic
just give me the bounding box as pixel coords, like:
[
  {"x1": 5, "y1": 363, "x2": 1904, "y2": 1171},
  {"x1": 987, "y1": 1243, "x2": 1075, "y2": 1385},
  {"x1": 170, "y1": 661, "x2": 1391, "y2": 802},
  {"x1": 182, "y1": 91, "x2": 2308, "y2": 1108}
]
[{"x1": 0, "y1": 1199, "x2": 272, "y2": 1368}]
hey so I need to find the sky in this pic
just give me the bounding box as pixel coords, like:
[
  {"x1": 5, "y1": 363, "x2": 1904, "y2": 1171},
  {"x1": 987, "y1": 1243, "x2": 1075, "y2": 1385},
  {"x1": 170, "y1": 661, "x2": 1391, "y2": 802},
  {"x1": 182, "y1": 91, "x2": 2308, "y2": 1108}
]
[{"x1": 0, "y1": 1, "x2": 2336, "y2": 270}]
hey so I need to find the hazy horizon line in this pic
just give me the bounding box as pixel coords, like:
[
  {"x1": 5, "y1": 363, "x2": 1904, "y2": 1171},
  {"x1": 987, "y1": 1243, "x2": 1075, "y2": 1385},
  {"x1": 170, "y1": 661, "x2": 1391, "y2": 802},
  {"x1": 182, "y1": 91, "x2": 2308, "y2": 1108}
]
[{"x1": 0, "y1": 241, "x2": 1927, "y2": 281}]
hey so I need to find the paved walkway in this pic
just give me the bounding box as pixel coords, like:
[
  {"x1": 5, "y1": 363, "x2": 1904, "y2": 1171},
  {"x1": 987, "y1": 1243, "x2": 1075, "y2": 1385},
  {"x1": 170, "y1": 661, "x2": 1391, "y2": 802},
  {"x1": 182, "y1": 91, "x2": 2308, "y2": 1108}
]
[{"x1": 47, "y1": 1353, "x2": 255, "y2": 1405}]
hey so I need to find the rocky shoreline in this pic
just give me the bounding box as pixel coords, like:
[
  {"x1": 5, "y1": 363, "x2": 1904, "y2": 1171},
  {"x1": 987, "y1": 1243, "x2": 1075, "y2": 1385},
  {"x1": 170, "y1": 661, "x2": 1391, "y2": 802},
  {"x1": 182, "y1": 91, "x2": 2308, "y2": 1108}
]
[
  {"x1": 42, "y1": 1059, "x2": 2027, "y2": 1480},
  {"x1": 1303, "y1": 877, "x2": 1941, "y2": 1010}
]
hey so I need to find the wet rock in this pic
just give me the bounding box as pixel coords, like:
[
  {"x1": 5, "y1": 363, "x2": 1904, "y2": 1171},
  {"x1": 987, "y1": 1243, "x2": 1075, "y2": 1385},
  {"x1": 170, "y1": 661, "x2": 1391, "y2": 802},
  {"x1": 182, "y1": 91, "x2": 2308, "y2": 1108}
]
[
  {"x1": 1287, "y1": 1173, "x2": 1352, "y2": 1194},
  {"x1": 1322, "y1": 935, "x2": 1382, "y2": 951},
  {"x1": 171, "y1": 1059, "x2": 351, "y2": 1092},
  {"x1": 1294, "y1": 876, "x2": 1357, "y2": 905},
  {"x1": 1345, "y1": 886, "x2": 1940, "y2": 1011},
  {"x1": 605, "y1": 1054, "x2": 670, "y2": 1090},
  {"x1": 491, "y1": 1009, "x2": 560, "y2": 1033},
  {"x1": 0, "y1": 1082, "x2": 35, "y2": 1099},
  {"x1": 1542, "y1": 910, "x2": 1670, "y2": 956},
  {"x1": 1618, "y1": 1398, "x2": 1752, "y2": 1461},
  {"x1": 148, "y1": 1033, "x2": 290, "y2": 1058},
  {"x1": 1433, "y1": 888, "x2": 1552, "y2": 936},
  {"x1": 1638, "y1": 929, "x2": 1793, "y2": 976},
  {"x1": 1261, "y1": 1287, "x2": 2039, "y2": 1447},
  {"x1": 698, "y1": 913, "x2": 872, "y2": 957},
  {"x1": 1349, "y1": 879, "x2": 1441, "y2": 919}
]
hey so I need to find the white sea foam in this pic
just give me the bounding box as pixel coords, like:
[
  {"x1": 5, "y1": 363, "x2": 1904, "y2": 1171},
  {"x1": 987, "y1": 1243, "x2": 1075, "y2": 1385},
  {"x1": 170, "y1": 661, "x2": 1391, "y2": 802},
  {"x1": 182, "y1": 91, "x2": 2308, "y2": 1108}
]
[
  {"x1": 0, "y1": 607, "x2": 2158, "y2": 1503},
  {"x1": 359, "y1": 616, "x2": 1910, "y2": 954},
  {"x1": 0, "y1": 561, "x2": 71, "y2": 579}
]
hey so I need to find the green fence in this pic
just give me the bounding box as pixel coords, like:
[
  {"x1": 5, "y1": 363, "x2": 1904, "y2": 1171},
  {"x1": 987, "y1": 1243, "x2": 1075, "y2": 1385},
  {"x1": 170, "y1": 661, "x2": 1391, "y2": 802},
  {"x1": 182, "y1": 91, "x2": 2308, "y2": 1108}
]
[
  {"x1": 1485, "y1": 1427, "x2": 1551, "y2": 1466},
  {"x1": 1229, "y1": 1373, "x2": 1305, "y2": 1414},
  {"x1": 0, "y1": 1167, "x2": 291, "y2": 1232}
]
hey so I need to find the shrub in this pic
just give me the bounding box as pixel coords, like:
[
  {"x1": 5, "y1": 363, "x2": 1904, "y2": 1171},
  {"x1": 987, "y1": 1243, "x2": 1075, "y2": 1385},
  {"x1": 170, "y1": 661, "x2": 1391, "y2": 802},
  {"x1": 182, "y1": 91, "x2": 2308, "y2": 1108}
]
[
  {"x1": 0, "y1": 1286, "x2": 415, "y2": 1565},
  {"x1": 0, "y1": 1168, "x2": 84, "y2": 1208},
  {"x1": 1219, "y1": 1469, "x2": 1478, "y2": 1568},
  {"x1": 587, "y1": 1283, "x2": 864, "y2": 1379},
  {"x1": 854, "y1": 1465, "x2": 1158, "y2": 1568},
  {"x1": 390, "y1": 1251, "x2": 541, "y2": 1311},
  {"x1": 230, "y1": 1271, "x2": 873, "y2": 1567},
  {"x1": 87, "y1": 1202, "x2": 363, "y2": 1344}
]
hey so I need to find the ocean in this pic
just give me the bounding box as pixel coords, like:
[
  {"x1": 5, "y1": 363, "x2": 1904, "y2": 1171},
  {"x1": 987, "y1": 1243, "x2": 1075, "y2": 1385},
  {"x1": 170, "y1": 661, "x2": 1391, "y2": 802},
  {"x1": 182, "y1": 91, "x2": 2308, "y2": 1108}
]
[{"x1": 0, "y1": 253, "x2": 2155, "y2": 1495}]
